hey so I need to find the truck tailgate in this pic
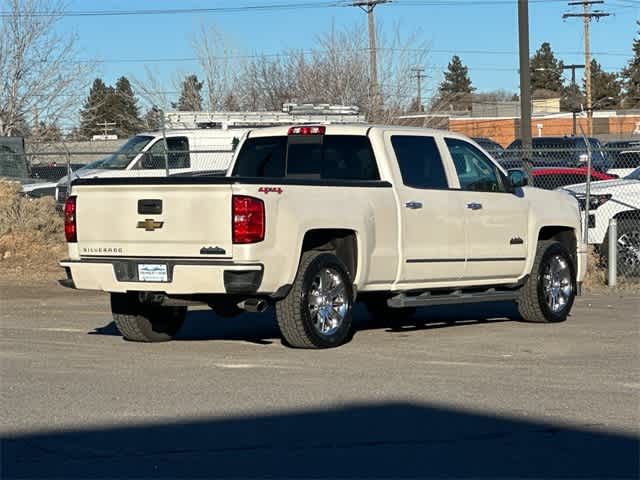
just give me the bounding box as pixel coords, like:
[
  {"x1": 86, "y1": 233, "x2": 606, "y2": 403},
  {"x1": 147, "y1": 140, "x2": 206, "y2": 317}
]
[{"x1": 74, "y1": 184, "x2": 233, "y2": 258}]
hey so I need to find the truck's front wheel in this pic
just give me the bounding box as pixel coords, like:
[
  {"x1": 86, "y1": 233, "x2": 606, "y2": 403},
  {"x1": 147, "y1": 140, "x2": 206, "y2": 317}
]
[
  {"x1": 517, "y1": 240, "x2": 576, "y2": 323},
  {"x1": 276, "y1": 251, "x2": 354, "y2": 349},
  {"x1": 111, "y1": 293, "x2": 186, "y2": 342}
]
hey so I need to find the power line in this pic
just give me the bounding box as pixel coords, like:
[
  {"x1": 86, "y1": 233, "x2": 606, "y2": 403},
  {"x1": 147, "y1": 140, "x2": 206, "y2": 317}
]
[
  {"x1": 0, "y1": 2, "x2": 343, "y2": 17},
  {"x1": 0, "y1": 0, "x2": 591, "y2": 17}
]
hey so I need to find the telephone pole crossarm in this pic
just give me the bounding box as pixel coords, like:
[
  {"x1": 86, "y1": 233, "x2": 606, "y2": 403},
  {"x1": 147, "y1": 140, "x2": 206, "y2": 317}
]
[{"x1": 351, "y1": 0, "x2": 391, "y2": 12}]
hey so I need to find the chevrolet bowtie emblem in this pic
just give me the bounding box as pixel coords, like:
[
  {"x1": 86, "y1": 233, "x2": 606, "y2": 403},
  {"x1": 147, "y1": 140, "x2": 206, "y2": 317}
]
[{"x1": 137, "y1": 219, "x2": 164, "y2": 231}]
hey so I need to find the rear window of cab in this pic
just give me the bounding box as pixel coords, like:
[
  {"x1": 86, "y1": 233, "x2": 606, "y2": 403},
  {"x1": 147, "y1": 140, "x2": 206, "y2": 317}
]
[{"x1": 232, "y1": 135, "x2": 380, "y2": 181}]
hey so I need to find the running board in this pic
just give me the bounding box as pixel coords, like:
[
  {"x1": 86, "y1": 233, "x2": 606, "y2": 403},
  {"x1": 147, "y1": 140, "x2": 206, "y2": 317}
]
[{"x1": 387, "y1": 288, "x2": 520, "y2": 308}]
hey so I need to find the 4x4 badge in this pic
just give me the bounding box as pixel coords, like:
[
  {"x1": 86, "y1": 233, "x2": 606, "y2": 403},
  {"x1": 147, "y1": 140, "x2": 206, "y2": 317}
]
[
  {"x1": 258, "y1": 187, "x2": 283, "y2": 195},
  {"x1": 137, "y1": 219, "x2": 164, "y2": 231}
]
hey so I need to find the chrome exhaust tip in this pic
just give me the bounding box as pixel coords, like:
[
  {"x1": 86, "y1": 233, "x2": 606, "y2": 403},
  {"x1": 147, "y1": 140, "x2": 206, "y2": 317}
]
[{"x1": 237, "y1": 299, "x2": 268, "y2": 313}]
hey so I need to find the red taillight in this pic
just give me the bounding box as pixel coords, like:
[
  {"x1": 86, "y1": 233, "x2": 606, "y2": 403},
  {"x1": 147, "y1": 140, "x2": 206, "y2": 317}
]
[
  {"x1": 288, "y1": 125, "x2": 325, "y2": 136},
  {"x1": 64, "y1": 196, "x2": 77, "y2": 243},
  {"x1": 232, "y1": 195, "x2": 265, "y2": 244}
]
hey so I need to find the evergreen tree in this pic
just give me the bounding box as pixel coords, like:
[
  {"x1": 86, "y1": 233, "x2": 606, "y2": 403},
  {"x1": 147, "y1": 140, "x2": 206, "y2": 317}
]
[
  {"x1": 79, "y1": 78, "x2": 111, "y2": 139},
  {"x1": 621, "y1": 21, "x2": 640, "y2": 108},
  {"x1": 143, "y1": 106, "x2": 163, "y2": 131},
  {"x1": 530, "y1": 42, "x2": 565, "y2": 95},
  {"x1": 174, "y1": 75, "x2": 204, "y2": 111},
  {"x1": 586, "y1": 59, "x2": 621, "y2": 110},
  {"x1": 435, "y1": 55, "x2": 475, "y2": 111},
  {"x1": 561, "y1": 83, "x2": 585, "y2": 112},
  {"x1": 113, "y1": 77, "x2": 141, "y2": 136}
]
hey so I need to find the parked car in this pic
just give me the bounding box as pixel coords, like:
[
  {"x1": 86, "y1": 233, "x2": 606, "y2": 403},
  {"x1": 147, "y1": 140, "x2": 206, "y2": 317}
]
[
  {"x1": 60, "y1": 124, "x2": 586, "y2": 348},
  {"x1": 605, "y1": 140, "x2": 640, "y2": 178},
  {"x1": 501, "y1": 136, "x2": 609, "y2": 172},
  {"x1": 560, "y1": 167, "x2": 640, "y2": 276},
  {"x1": 529, "y1": 166, "x2": 617, "y2": 190},
  {"x1": 471, "y1": 137, "x2": 504, "y2": 158},
  {"x1": 30, "y1": 163, "x2": 85, "y2": 182},
  {"x1": 54, "y1": 129, "x2": 241, "y2": 207}
]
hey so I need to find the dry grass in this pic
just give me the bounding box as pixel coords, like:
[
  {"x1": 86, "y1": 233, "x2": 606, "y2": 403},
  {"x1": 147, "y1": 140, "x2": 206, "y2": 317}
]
[
  {"x1": 582, "y1": 246, "x2": 607, "y2": 291},
  {"x1": 0, "y1": 180, "x2": 66, "y2": 280},
  {"x1": 582, "y1": 245, "x2": 640, "y2": 293}
]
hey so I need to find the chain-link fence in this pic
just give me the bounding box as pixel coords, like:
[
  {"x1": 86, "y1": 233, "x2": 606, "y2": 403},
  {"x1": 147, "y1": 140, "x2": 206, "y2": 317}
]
[
  {"x1": 491, "y1": 142, "x2": 640, "y2": 280},
  {"x1": 4, "y1": 135, "x2": 639, "y2": 281}
]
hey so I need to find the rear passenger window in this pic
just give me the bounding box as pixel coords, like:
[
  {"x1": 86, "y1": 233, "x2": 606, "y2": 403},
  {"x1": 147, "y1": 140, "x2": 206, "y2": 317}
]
[
  {"x1": 391, "y1": 136, "x2": 449, "y2": 189},
  {"x1": 321, "y1": 136, "x2": 379, "y2": 181}
]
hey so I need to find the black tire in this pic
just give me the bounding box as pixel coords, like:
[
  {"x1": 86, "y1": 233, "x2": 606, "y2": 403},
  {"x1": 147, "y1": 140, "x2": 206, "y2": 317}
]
[
  {"x1": 361, "y1": 295, "x2": 416, "y2": 327},
  {"x1": 601, "y1": 218, "x2": 640, "y2": 278},
  {"x1": 111, "y1": 293, "x2": 186, "y2": 342},
  {"x1": 517, "y1": 240, "x2": 577, "y2": 323},
  {"x1": 275, "y1": 251, "x2": 354, "y2": 349}
]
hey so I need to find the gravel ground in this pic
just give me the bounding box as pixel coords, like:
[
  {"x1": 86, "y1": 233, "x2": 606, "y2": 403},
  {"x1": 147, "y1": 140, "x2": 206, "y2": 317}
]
[{"x1": 1, "y1": 280, "x2": 639, "y2": 478}]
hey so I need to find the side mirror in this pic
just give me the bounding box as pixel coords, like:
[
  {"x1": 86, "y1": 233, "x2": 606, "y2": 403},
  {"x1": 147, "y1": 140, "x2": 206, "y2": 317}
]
[
  {"x1": 578, "y1": 153, "x2": 589, "y2": 165},
  {"x1": 508, "y1": 169, "x2": 529, "y2": 188}
]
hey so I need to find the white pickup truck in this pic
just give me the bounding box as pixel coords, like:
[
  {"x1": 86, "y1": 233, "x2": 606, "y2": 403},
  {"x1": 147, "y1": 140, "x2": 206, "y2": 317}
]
[{"x1": 60, "y1": 125, "x2": 587, "y2": 349}]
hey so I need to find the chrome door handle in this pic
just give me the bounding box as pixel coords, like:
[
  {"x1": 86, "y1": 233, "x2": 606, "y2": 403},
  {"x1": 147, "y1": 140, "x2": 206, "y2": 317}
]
[
  {"x1": 405, "y1": 201, "x2": 423, "y2": 210},
  {"x1": 467, "y1": 202, "x2": 483, "y2": 210}
]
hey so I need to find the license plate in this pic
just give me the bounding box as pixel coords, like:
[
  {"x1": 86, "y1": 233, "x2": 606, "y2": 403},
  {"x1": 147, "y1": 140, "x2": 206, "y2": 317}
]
[{"x1": 137, "y1": 264, "x2": 168, "y2": 282}]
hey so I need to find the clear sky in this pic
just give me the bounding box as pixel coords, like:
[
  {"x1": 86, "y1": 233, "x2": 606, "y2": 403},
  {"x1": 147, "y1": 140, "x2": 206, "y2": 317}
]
[{"x1": 57, "y1": 0, "x2": 639, "y2": 103}]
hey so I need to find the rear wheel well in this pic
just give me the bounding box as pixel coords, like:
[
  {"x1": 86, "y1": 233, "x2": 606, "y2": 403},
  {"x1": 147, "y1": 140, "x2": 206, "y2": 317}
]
[
  {"x1": 538, "y1": 226, "x2": 577, "y2": 264},
  {"x1": 301, "y1": 229, "x2": 358, "y2": 280}
]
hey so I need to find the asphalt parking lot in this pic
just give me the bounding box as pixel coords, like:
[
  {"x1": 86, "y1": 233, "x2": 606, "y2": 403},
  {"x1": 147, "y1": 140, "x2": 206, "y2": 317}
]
[{"x1": 1, "y1": 282, "x2": 639, "y2": 478}]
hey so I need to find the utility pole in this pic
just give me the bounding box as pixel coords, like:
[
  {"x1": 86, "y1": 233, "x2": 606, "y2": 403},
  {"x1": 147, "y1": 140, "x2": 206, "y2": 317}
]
[
  {"x1": 563, "y1": 1, "x2": 609, "y2": 136},
  {"x1": 351, "y1": 0, "x2": 391, "y2": 117},
  {"x1": 518, "y1": 0, "x2": 533, "y2": 181},
  {"x1": 95, "y1": 121, "x2": 116, "y2": 138},
  {"x1": 563, "y1": 64, "x2": 585, "y2": 136},
  {"x1": 411, "y1": 67, "x2": 427, "y2": 112}
]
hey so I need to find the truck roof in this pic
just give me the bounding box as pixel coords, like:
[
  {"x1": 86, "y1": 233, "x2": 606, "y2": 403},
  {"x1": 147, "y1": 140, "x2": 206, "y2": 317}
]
[{"x1": 246, "y1": 124, "x2": 452, "y2": 138}]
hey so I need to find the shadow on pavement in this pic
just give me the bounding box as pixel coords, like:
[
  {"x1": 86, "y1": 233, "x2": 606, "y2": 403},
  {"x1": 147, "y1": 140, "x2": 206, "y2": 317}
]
[
  {"x1": 3, "y1": 402, "x2": 638, "y2": 478},
  {"x1": 89, "y1": 301, "x2": 522, "y2": 344}
]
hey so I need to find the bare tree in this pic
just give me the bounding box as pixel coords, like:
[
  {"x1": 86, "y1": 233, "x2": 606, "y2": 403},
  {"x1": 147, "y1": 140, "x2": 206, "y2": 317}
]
[
  {"x1": 0, "y1": 0, "x2": 92, "y2": 136},
  {"x1": 295, "y1": 24, "x2": 369, "y2": 108},
  {"x1": 232, "y1": 21, "x2": 430, "y2": 120},
  {"x1": 132, "y1": 66, "x2": 176, "y2": 114},
  {"x1": 375, "y1": 21, "x2": 431, "y2": 122},
  {"x1": 237, "y1": 53, "x2": 298, "y2": 111},
  {"x1": 194, "y1": 24, "x2": 241, "y2": 111}
]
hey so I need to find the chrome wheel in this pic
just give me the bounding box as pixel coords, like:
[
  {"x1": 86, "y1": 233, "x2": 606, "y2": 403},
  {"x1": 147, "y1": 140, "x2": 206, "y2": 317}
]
[
  {"x1": 307, "y1": 267, "x2": 350, "y2": 336},
  {"x1": 542, "y1": 255, "x2": 573, "y2": 314},
  {"x1": 618, "y1": 229, "x2": 640, "y2": 274}
]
